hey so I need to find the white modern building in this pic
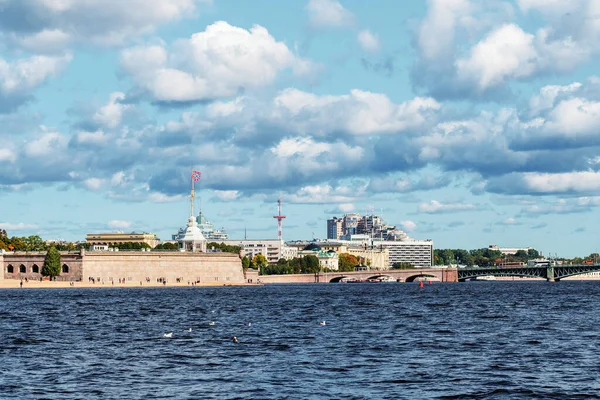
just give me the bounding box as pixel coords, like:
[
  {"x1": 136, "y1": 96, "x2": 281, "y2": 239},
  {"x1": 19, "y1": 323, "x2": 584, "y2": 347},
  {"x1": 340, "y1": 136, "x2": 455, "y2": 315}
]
[
  {"x1": 372, "y1": 239, "x2": 434, "y2": 267},
  {"x1": 222, "y1": 239, "x2": 298, "y2": 264}
]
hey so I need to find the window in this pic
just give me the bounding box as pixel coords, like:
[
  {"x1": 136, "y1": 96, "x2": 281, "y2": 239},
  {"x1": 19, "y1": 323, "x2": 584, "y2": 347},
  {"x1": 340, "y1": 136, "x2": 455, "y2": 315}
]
[
  {"x1": 7, "y1": 265, "x2": 13, "y2": 273},
  {"x1": 19, "y1": 265, "x2": 26, "y2": 273},
  {"x1": 32, "y1": 264, "x2": 39, "y2": 273},
  {"x1": 62, "y1": 264, "x2": 69, "y2": 273}
]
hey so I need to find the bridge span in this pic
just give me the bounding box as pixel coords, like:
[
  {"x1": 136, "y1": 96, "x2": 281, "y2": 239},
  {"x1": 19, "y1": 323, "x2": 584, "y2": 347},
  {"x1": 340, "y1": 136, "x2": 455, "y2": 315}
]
[
  {"x1": 458, "y1": 264, "x2": 600, "y2": 282},
  {"x1": 258, "y1": 268, "x2": 457, "y2": 284}
]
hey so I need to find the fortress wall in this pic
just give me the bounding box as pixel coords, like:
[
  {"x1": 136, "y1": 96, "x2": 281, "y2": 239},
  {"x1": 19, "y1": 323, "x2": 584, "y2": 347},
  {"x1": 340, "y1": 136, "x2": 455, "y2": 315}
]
[
  {"x1": 2, "y1": 252, "x2": 83, "y2": 281},
  {"x1": 0, "y1": 254, "x2": 3, "y2": 281},
  {"x1": 82, "y1": 252, "x2": 245, "y2": 284}
]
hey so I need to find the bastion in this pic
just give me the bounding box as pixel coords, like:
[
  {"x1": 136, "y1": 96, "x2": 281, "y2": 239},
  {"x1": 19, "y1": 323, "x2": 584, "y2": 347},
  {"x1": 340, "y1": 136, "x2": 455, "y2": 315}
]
[{"x1": 2, "y1": 249, "x2": 245, "y2": 285}]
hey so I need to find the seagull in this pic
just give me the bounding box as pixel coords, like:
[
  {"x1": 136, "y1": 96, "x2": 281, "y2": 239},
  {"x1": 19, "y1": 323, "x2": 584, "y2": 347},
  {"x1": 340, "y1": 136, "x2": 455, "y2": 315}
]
[
  {"x1": 185, "y1": 328, "x2": 192, "y2": 332},
  {"x1": 247, "y1": 322, "x2": 252, "y2": 327},
  {"x1": 209, "y1": 321, "x2": 215, "y2": 326},
  {"x1": 319, "y1": 321, "x2": 326, "y2": 326},
  {"x1": 163, "y1": 332, "x2": 173, "y2": 338},
  {"x1": 232, "y1": 336, "x2": 239, "y2": 343}
]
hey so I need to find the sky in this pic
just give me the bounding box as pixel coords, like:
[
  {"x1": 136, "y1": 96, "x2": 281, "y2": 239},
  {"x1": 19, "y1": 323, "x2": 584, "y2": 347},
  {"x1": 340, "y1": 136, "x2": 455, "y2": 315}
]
[{"x1": 1, "y1": 0, "x2": 600, "y2": 257}]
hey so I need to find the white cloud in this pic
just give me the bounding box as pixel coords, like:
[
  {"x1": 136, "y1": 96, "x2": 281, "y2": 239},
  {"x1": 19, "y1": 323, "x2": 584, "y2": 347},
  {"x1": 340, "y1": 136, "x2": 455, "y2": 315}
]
[
  {"x1": 287, "y1": 184, "x2": 362, "y2": 204},
  {"x1": 83, "y1": 178, "x2": 104, "y2": 191},
  {"x1": 0, "y1": 222, "x2": 39, "y2": 231},
  {"x1": 418, "y1": 200, "x2": 477, "y2": 213},
  {"x1": 522, "y1": 171, "x2": 600, "y2": 193},
  {"x1": 147, "y1": 192, "x2": 185, "y2": 203},
  {"x1": 93, "y1": 92, "x2": 131, "y2": 128},
  {"x1": 417, "y1": 0, "x2": 471, "y2": 61},
  {"x1": 74, "y1": 130, "x2": 108, "y2": 145},
  {"x1": 542, "y1": 98, "x2": 600, "y2": 136},
  {"x1": 306, "y1": 0, "x2": 355, "y2": 28},
  {"x1": 0, "y1": 54, "x2": 72, "y2": 94},
  {"x1": 16, "y1": 29, "x2": 71, "y2": 54},
  {"x1": 357, "y1": 30, "x2": 380, "y2": 52},
  {"x1": 456, "y1": 24, "x2": 537, "y2": 91},
  {"x1": 414, "y1": 2, "x2": 591, "y2": 97},
  {"x1": 121, "y1": 21, "x2": 315, "y2": 102},
  {"x1": 1, "y1": 0, "x2": 204, "y2": 48},
  {"x1": 107, "y1": 220, "x2": 132, "y2": 229},
  {"x1": 528, "y1": 82, "x2": 582, "y2": 116},
  {"x1": 0, "y1": 148, "x2": 16, "y2": 163},
  {"x1": 24, "y1": 131, "x2": 68, "y2": 157},
  {"x1": 272, "y1": 89, "x2": 440, "y2": 135},
  {"x1": 501, "y1": 217, "x2": 519, "y2": 225},
  {"x1": 400, "y1": 220, "x2": 417, "y2": 231},
  {"x1": 338, "y1": 203, "x2": 355, "y2": 213},
  {"x1": 213, "y1": 190, "x2": 239, "y2": 201}
]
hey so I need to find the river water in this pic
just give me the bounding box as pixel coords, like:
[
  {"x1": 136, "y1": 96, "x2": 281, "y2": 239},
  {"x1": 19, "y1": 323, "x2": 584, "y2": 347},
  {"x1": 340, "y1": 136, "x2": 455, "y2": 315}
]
[{"x1": 1, "y1": 282, "x2": 599, "y2": 399}]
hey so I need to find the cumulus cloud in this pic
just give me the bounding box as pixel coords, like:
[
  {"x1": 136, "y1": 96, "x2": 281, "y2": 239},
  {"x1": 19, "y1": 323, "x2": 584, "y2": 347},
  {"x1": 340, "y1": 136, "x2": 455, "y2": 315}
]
[
  {"x1": 213, "y1": 190, "x2": 239, "y2": 201},
  {"x1": 486, "y1": 171, "x2": 600, "y2": 195},
  {"x1": 418, "y1": 200, "x2": 477, "y2": 213},
  {"x1": 0, "y1": 53, "x2": 72, "y2": 112},
  {"x1": 520, "y1": 197, "x2": 600, "y2": 216},
  {"x1": 0, "y1": 0, "x2": 205, "y2": 49},
  {"x1": 306, "y1": 0, "x2": 355, "y2": 28},
  {"x1": 368, "y1": 174, "x2": 451, "y2": 193},
  {"x1": 93, "y1": 92, "x2": 132, "y2": 129},
  {"x1": 357, "y1": 30, "x2": 380, "y2": 52},
  {"x1": 107, "y1": 220, "x2": 132, "y2": 229},
  {"x1": 413, "y1": 1, "x2": 591, "y2": 100},
  {"x1": 0, "y1": 222, "x2": 39, "y2": 231},
  {"x1": 400, "y1": 220, "x2": 417, "y2": 231},
  {"x1": 121, "y1": 21, "x2": 315, "y2": 102}
]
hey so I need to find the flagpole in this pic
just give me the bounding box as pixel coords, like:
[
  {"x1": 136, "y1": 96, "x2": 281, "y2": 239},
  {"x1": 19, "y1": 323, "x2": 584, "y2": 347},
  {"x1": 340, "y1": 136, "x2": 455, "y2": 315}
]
[{"x1": 190, "y1": 167, "x2": 195, "y2": 218}]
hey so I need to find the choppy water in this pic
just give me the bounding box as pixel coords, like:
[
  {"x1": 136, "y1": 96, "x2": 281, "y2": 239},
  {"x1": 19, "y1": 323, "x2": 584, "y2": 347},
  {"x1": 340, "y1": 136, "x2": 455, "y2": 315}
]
[{"x1": 1, "y1": 282, "x2": 600, "y2": 399}]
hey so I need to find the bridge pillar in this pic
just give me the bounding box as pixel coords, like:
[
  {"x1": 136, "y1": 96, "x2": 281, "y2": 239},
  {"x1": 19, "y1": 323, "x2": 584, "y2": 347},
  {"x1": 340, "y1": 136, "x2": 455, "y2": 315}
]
[{"x1": 546, "y1": 265, "x2": 555, "y2": 282}]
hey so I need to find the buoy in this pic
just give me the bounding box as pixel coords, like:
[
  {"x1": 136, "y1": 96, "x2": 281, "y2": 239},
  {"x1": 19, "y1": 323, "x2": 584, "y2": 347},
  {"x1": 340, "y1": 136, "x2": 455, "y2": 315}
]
[
  {"x1": 428, "y1": 280, "x2": 432, "y2": 285},
  {"x1": 419, "y1": 281, "x2": 424, "y2": 288}
]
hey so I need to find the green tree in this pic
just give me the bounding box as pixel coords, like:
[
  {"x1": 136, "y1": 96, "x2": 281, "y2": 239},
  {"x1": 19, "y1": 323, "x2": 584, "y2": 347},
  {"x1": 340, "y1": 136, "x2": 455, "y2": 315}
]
[
  {"x1": 527, "y1": 249, "x2": 540, "y2": 259},
  {"x1": 303, "y1": 255, "x2": 321, "y2": 274},
  {"x1": 338, "y1": 253, "x2": 359, "y2": 272},
  {"x1": 253, "y1": 254, "x2": 268, "y2": 272},
  {"x1": 24, "y1": 235, "x2": 46, "y2": 251},
  {"x1": 392, "y1": 262, "x2": 415, "y2": 269},
  {"x1": 42, "y1": 246, "x2": 61, "y2": 279},
  {"x1": 154, "y1": 242, "x2": 179, "y2": 250},
  {"x1": 241, "y1": 256, "x2": 251, "y2": 270},
  {"x1": 207, "y1": 242, "x2": 242, "y2": 253}
]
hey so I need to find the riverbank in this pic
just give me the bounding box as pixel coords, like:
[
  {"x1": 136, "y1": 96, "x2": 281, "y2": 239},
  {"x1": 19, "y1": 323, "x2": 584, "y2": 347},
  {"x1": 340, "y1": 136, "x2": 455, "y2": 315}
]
[{"x1": 0, "y1": 279, "x2": 255, "y2": 289}]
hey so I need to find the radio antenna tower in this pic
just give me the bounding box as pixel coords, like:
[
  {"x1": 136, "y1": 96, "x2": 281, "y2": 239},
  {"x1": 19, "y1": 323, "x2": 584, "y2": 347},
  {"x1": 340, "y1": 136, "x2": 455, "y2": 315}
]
[{"x1": 273, "y1": 198, "x2": 286, "y2": 242}]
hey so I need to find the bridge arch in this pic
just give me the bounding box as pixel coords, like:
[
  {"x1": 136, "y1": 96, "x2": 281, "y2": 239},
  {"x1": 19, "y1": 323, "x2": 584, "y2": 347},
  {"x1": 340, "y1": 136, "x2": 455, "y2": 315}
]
[{"x1": 405, "y1": 274, "x2": 436, "y2": 283}]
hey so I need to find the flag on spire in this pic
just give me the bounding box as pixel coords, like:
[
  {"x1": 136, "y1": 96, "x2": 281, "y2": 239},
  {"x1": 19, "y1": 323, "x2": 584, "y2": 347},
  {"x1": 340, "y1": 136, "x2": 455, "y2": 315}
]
[{"x1": 192, "y1": 170, "x2": 201, "y2": 182}]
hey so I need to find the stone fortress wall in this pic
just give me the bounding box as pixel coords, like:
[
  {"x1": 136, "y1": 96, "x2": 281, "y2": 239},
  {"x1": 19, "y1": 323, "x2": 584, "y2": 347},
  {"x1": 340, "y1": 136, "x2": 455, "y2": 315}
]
[
  {"x1": 2, "y1": 252, "x2": 83, "y2": 281},
  {"x1": 2, "y1": 250, "x2": 245, "y2": 285},
  {"x1": 82, "y1": 251, "x2": 245, "y2": 284}
]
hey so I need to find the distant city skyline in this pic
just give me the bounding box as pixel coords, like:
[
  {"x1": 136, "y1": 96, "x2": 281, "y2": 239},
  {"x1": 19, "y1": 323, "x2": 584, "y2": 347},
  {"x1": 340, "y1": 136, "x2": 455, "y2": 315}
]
[{"x1": 1, "y1": 1, "x2": 599, "y2": 258}]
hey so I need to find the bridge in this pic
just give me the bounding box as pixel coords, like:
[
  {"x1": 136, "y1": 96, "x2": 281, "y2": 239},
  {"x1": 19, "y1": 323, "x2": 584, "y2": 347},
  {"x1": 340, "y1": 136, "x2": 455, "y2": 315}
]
[
  {"x1": 457, "y1": 264, "x2": 600, "y2": 282},
  {"x1": 258, "y1": 268, "x2": 457, "y2": 284}
]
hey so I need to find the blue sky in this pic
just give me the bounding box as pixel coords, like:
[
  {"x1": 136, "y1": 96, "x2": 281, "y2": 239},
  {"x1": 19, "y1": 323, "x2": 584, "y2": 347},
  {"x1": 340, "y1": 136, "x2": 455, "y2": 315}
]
[{"x1": 2, "y1": 0, "x2": 600, "y2": 257}]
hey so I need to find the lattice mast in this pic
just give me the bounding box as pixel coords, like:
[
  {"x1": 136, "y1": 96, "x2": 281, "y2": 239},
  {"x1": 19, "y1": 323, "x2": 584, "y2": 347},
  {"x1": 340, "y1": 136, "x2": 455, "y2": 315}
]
[{"x1": 273, "y1": 198, "x2": 286, "y2": 242}]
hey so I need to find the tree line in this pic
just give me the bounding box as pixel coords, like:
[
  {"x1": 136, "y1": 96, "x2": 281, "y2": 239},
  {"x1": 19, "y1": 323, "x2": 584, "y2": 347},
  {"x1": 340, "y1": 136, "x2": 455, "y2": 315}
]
[{"x1": 434, "y1": 248, "x2": 542, "y2": 267}]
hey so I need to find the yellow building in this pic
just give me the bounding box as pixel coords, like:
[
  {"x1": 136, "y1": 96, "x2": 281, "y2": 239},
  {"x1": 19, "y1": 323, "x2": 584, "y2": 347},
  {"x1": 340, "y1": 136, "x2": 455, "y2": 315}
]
[{"x1": 86, "y1": 233, "x2": 160, "y2": 248}]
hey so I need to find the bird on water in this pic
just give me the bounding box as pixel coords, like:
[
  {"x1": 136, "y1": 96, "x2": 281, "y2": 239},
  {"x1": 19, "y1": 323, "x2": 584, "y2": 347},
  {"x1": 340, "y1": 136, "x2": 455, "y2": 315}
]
[
  {"x1": 233, "y1": 336, "x2": 239, "y2": 343},
  {"x1": 163, "y1": 332, "x2": 173, "y2": 338}
]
